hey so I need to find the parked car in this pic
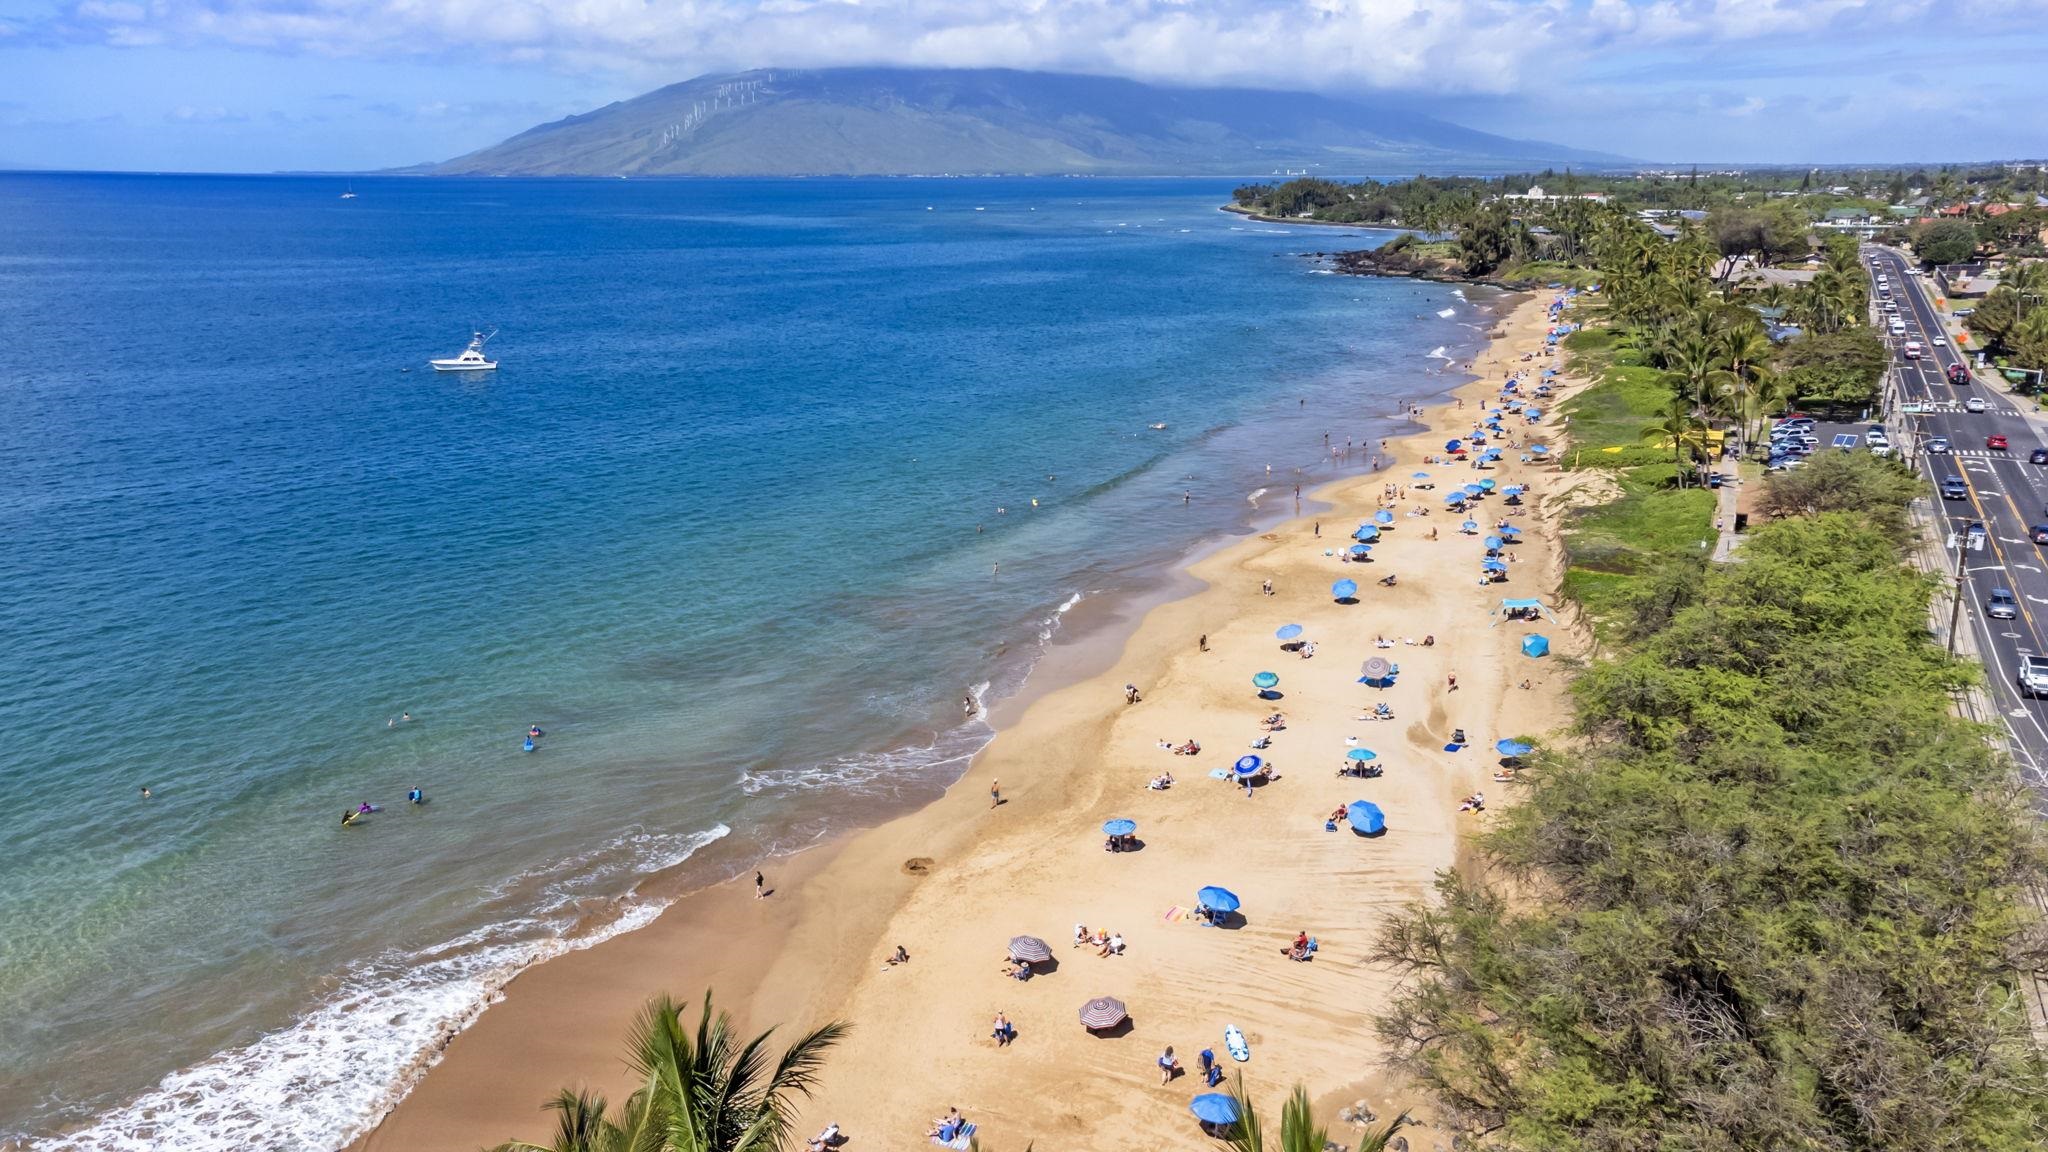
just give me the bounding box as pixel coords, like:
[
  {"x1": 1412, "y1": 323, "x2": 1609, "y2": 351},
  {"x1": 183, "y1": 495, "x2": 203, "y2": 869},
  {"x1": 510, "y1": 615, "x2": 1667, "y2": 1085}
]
[
  {"x1": 1988, "y1": 434, "x2": 2010, "y2": 450},
  {"x1": 1989, "y1": 588, "x2": 2020, "y2": 620},
  {"x1": 1966, "y1": 396, "x2": 1988, "y2": 413}
]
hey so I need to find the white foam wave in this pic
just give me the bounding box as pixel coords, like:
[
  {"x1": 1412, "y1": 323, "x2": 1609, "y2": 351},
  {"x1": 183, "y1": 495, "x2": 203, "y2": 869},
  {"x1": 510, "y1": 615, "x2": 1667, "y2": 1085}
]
[
  {"x1": 737, "y1": 722, "x2": 989, "y2": 798},
  {"x1": 38, "y1": 825, "x2": 732, "y2": 1152},
  {"x1": 1428, "y1": 345, "x2": 1451, "y2": 361},
  {"x1": 1247, "y1": 487, "x2": 1268, "y2": 507},
  {"x1": 1453, "y1": 288, "x2": 1468, "y2": 301}
]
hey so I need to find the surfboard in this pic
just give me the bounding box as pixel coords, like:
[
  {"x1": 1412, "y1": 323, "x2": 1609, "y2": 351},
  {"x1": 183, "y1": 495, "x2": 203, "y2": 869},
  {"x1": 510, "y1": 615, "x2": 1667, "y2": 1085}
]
[{"x1": 1224, "y1": 1024, "x2": 1249, "y2": 1062}]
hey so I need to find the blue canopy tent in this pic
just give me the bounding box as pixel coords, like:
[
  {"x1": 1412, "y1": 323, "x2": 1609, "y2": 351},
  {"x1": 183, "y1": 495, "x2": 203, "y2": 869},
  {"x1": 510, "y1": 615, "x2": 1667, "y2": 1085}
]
[
  {"x1": 1521, "y1": 634, "x2": 1551, "y2": 658},
  {"x1": 1493, "y1": 597, "x2": 1555, "y2": 625},
  {"x1": 1190, "y1": 1094, "x2": 1240, "y2": 1125},
  {"x1": 1346, "y1": 801, "x2": 1386, "y2": 835},
  {"x1": 1332, "y1": 578, "x2": 1358, "y2": 601},
  {"x1": 1275, "y1": 624, "x2": 1304, "y2": 641}
]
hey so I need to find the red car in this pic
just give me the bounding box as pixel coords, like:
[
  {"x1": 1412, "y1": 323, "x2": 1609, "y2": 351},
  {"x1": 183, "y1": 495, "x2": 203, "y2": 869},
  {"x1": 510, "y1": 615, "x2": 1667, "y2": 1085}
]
[{"x1": 1988, "y1": 434, "x2": 2010, "y2": 450}]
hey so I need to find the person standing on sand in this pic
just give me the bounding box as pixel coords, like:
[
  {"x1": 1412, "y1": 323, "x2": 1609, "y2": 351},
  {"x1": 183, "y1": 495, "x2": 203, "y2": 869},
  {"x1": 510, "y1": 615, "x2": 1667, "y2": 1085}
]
[
  {"x1": 990, "y1": 779, "x2": 1001, "y2": 808},
  {"x1": 1199, "y1": 634, "x2": 1208, "y2": 652},
  {"x1": 755, "y1": 871, "x2": 765, "y2": 899},
  {"x1": 1448, "y1": 672, "x2": 1459, "y2": 691}
]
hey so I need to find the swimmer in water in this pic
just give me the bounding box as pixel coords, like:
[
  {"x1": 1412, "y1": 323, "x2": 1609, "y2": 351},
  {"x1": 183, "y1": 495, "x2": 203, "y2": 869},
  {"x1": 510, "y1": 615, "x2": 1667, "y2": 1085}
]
[
  {"x1": 140, "y1": 786, "x2": 152, "y2": 799},
  {"x1": 528, "y1": 725, "x2": 544, "y2": 739},
  {"x1": 358, "y1": 802, "x2": 376, "y2": 814},
  {"x1": 342, "y1": 810, "x2": 359, "y2": 827},
  {"x1": 408, "y1": 787, "x2": 424, "y2": 804}
]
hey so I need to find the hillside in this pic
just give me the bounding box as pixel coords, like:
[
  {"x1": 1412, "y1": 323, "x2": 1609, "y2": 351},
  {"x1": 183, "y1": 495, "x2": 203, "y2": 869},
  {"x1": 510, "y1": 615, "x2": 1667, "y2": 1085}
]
[{"x1": 427, "y1": 68, "x2": 1622, "y2": 177}]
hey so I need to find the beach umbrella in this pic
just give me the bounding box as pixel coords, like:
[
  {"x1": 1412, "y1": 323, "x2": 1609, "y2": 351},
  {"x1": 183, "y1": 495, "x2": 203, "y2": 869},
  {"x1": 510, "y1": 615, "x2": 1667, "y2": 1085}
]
[
  {"x1": 1332, "y1": 579, "x2": 1358, "y2": 600},
  {"x1": 1190, "y1": 1094, "x2": 1241, "y2": 1125},
  {"x1": 1348, "y1": 543, "x2": 1372, "y2": 557},
  {"x1": 1521, "y1": 634, "x2": 1551, "y2": 658},
  {"x1": 1499, "y1": 526, "x2": 1522, "y2": 540},
  {"x1": 1347, "y1": 747, "x2": 1377, "y2": 762},
  {"x1": 1252, "y1": 671, "x2": 1279, "y2": 691},
  {"x1": 1479, "y1": 478, "x2": 1497, "y2": 491},
  {"x1": 1444, "y1": 492, "x2": 1466, "y2": 504},
  {"x1": 1353, "y1": 524, "x2": 1379, "y2": 541},
  {"x1": 1275, "y1": 624, "x2": 1304, "y2": 641},
  {"x1": 1444, "y1": 439, "x2": 1462, "y2": 451},
  {"x1": 1196, "y1": 886, "x2": 1241, "y2": 913},
  {"x1": 1527, "y1": 408, "x2": 1543, "y2": 419},
  {"x1": 1495, "y1": 739, "x2": 1532, "y2": 757},
  {"x1": 1233, "y1": 755, "x2": 1263, "y2": 776},
  {"x1": 1009, "y1": 935, "x2": 1054, "y2": 963},
  {"x1": 1461, "y1": 519, "x2": 1479, "y2": 534},
  {"x1": 1411, "y1": 471, "x2": 1430, "y2": 480},
  {"x1": 1374, "y1": 510, "x2": 1395, "y2": 526},
  {"x1": 1484, "y1": 535, "x2": 1504, "y2": 550},
  {"x1": 1482, "y1": 559, "x2": 1509, "y2": 573},
  {"x1": 1529, "y1": 445, "x2": 1550, "y2": 455},
  {"x1": 1346, "y1": 801, "x2": 1386, "y2": 835},
  {"x1": 1079, "y1": 996, "x2": 1128, "y2": 1030},
  {"x1": 1501, "y1": 485, "x2": 1525, "y2": 496},
  {"x1": 1463, "y1": 483, "x2": 1486, "y2": 496},
  {"x1": 1361, "y1": 657, "x2": 1392, "y2": 680},
  {"x1": 1102, "y1": 818, "x2": 1137, "y2": 837}
]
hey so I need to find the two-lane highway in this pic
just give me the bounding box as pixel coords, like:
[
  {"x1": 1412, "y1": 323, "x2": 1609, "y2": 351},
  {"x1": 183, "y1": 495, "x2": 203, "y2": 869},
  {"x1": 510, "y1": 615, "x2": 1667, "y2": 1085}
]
[{"x1": 1865, "y1": 245, "x2": 2048, "y2": 786}]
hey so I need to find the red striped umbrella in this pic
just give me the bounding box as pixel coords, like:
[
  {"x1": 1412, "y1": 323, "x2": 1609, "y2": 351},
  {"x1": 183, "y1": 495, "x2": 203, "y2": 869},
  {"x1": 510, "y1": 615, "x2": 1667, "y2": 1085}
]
[
  {"x1": 1079, "y1": 996, "x2": 1128, "y2": 1030},
  {"x1": 1008, "y1": 936, "x2": 1053, "y2": 963}
]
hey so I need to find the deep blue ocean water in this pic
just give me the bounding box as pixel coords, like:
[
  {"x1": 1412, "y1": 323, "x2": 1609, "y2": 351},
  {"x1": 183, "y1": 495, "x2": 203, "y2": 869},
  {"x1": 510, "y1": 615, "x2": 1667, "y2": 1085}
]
[{"x1": 0, "y1": 174, "x2": 1486, "y2": 1149}]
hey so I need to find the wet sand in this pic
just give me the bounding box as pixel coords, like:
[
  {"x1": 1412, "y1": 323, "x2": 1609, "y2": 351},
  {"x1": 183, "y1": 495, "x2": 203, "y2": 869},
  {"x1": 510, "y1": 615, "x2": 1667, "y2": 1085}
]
[{"x1": 354, "y1": 292, "x2": 1592, "y2": 1152}]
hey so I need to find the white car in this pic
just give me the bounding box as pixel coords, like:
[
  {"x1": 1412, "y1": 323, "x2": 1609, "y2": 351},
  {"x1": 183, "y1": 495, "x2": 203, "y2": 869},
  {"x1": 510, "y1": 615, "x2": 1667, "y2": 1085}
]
[
  {"x1": 1883, "y1": 301, "x2": 1898, "y2": 312},
  {"x1": 1966, "y1": 396, "x2": 1988, "y2": 413},
  {"x1": 1890, "y1": 320, "x2": 1907, "y2": 334}
]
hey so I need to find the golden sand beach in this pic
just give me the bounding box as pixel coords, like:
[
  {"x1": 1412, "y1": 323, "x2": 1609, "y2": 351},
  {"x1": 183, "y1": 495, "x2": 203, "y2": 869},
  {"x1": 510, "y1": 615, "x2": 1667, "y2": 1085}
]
[{"x1": 356, "y1": 291, "x2": 1594, "y2": 1152}]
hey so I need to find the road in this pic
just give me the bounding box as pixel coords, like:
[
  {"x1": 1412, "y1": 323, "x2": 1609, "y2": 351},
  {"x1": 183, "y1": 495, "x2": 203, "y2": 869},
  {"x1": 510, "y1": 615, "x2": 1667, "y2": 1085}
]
[{"x1": 1864, "y1": 244, "x2": 2048, "y2": 790}]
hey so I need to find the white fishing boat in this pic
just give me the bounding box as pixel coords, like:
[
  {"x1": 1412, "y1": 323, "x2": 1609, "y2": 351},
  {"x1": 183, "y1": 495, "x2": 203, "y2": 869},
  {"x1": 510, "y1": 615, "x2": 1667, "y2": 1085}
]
[
  {"x1": 340, "y1": 183, "x2": 357, "y2": 200},
  {"x1": 430, "y1": 330, "x2": 497, "y2": 372}
]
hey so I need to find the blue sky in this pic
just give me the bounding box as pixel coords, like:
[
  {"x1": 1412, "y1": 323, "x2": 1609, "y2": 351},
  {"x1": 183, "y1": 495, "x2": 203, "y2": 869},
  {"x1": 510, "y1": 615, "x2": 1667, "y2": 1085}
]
[{"x1": 2, "y1": 0, "x2": 2045, "y2": 171}]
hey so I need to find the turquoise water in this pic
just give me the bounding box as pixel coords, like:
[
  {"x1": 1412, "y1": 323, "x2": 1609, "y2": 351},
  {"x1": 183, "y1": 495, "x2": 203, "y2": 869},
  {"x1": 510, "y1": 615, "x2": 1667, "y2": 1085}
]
[{"x1": 0, "y1": 174, "x2": 1486, "y2": 1149}]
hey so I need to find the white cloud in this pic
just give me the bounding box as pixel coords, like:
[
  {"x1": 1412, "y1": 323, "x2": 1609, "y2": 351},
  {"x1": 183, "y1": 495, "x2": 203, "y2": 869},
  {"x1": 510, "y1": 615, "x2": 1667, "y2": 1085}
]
[{"x1": 31, "y1": 0, "x2": 1960, "y2": 96}]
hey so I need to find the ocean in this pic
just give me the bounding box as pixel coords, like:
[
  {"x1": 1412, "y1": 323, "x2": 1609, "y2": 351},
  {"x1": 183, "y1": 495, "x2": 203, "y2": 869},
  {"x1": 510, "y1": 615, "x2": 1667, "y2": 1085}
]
[{"x1": 0, "y1": 174, "x2": 1490, "y2": 1150}]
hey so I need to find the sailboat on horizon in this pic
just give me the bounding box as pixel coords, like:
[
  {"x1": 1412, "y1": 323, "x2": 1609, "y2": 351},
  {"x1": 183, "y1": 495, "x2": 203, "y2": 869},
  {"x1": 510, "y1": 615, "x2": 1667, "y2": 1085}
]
[{"x1": 340, "y1": 182, "x2": 357, "y2": 199}]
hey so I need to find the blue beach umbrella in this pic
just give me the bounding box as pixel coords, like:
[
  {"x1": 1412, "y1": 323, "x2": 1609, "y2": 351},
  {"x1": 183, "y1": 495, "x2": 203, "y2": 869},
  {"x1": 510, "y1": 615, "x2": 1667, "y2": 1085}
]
[
  {"x1": 1527, "y1": 408, "x2": 1543, "y2": 419},
  {"x1": 1196, "y1": 886, "x2": 1241, "y2": 913},
  {"x1": 1354, "y1": 524, "x2": 1380, "y2": 540},
  {"x1": 1499, "y1": 524, "x2": 1523, "y2": 538},
  {"x1": 1190, "y1": 1094, "x2": 1240, "y2": 1125},
  {"x1": 1479, "y1": 478, "x2": 1497, "y2": 491},
  {"x1": 1332, "y1": 579, "x2": 1358, "y2": 600},
  {"x1": 1349, "y1": 543, "x2": 1372, "y2": 557},
  {"x1": 1501, "y1": 485, "x2": 1525, "y2": 496},
  {"x1": 1495, "y1": 739, "x2": 1532, "y2": 757},
  {"x1": 1411, "y1": 471, "x2": 1430, "y2": 480},
  {"x1": 1374, "y1": 510, "x2": 1395, "y2": 526},
  {"x1": 1444, "y1": 439, "x2": 1462, "y2": 451},
  {"x1": 1233, "y1": 755, "x2": 1263, "y2": 776},
  {"x1": 1347, "y1": 747, "x2": 1378, "y2": 762},
  {"x1": 1346, "y1": 801, "x2": 1386, "y2": 835},
  {"x1": 1530, "y1": 444, "x2": 1550, "y2": 455},
  {"x1": 1461, "y1": 519, "x2": 1479, "y2": 533},
  {"x1": 1275, "y1": 624, "x2": 1304, "y2": 641},
  {"x1": 1444, "y1": 492, "x2": 1466, "y2": 504},
  {"x1": 1103, "y1": 818, "x2": 1138, "y2": 837},
  {"x1": 1252, "y1": 671, "x2": 1279, "y2": 690},
  {"x1": 1482, "y1": 559, "x2": 1509, "y2": 573},
  {"x1": 1522, "y1": 634, "x2": 1551, "y2": 658},
  {"x1": 1484, "y1": 535, "x2": 1504, "y2": 550}
]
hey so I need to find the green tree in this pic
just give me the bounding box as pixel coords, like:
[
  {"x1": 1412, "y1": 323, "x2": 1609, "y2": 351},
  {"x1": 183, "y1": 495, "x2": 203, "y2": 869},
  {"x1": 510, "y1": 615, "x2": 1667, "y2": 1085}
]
[
  {"x1": 1224, "y1": 1077, "x2": 1410, "y2": 1152},
  {"x1": 1773, "y1": 326, "x2": 1888, "y2": 407},
  {"x1": 491, "y1": 994, "x2": 847, "y2": 1152},
  {"x1": 1641, "y1": 401, "x2": 1712, "y2": 485},
  {"x1": 1912, "y1": 217, "x2": 1980, "y2": 266}
]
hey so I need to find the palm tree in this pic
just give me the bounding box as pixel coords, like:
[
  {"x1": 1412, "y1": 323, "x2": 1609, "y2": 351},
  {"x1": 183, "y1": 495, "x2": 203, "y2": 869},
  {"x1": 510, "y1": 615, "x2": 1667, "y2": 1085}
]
[
  {"x1": 492, "y1": 993, "x2": 848, "y2": 1152},
  {"x1": 1223, "y1": 1075, "x2": 1411, "y2": 1152},
  {"x1": 1643, "y1": 402, "x2": 1712, "y2": 488}
]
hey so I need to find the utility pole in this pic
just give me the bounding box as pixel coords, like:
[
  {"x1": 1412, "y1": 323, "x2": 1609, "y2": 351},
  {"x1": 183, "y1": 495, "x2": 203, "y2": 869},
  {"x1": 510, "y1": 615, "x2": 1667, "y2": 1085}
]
[{"x1": 1948, "y1": 532, "x2": 1968, "y2": 657}]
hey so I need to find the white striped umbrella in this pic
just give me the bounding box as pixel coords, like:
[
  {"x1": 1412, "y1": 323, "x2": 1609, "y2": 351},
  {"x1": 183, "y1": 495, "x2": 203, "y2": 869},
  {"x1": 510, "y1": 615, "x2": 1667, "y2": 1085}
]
[
  {"x1": 1008, "y1": 936, "x2": 1053, "y2": 963},
  {"x1": 1079, "y1": 996, "x2": 1128, "y2": 1030}
]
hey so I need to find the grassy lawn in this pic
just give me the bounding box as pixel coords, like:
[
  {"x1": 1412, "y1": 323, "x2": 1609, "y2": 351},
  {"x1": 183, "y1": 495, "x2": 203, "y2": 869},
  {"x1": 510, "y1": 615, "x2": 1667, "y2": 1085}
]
[{"x1": 1555, "y1": 325, "x2": 1717, "y2": 630}]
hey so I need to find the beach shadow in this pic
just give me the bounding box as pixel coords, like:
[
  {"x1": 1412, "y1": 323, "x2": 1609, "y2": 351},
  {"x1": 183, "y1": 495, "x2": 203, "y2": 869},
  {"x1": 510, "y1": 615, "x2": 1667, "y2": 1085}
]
[
  {"x1": 1349, "y1": 827, "x2": 1388, "y2": 839},
  {"x1": 1255, "y1": 690, "x2": 1285, "y2": 701},
  {"x1": 1334, "y1": 597, "x2": 1359, "y2": 606},
  {"x1": 1086, "y1": 1018, "x2": 1136, "y2": 1039},
  {"x1": 1106, "y1": 837, "x2": 1147, "y2": 854}
]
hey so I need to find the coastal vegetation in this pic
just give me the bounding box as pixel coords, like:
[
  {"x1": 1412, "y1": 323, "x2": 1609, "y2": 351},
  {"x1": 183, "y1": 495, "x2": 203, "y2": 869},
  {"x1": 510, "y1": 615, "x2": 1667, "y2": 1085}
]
[
  {"x1": 491, "y1": 993, "x2": 846, "y2": 1152},
  {"x1": 1372, "y1": 456, "x2": 2048, "y2": 1148},
  {"x1": 1221, "y1": 1077, "x2": 1411, "y2": 1152}
]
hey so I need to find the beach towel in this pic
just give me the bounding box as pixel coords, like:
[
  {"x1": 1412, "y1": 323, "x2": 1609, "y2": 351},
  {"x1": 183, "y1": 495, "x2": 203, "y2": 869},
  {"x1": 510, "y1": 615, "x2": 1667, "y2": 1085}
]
[
  {"x1": 1163, "y1": 905, "x2": 1187, "y2": 923},
  {"x1": 934, "y1": 1124, "x2": 977, "y2": 1150},
  {"x1": 1207, "y1": 767, "x2": 1231, "y2": 780}
]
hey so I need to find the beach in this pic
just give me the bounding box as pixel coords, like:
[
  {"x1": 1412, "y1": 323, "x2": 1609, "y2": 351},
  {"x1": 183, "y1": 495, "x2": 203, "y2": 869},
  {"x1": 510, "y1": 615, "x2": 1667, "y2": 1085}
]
[{"x1": 351, "y1": 289, "x2": 1590, "y2": 1152}]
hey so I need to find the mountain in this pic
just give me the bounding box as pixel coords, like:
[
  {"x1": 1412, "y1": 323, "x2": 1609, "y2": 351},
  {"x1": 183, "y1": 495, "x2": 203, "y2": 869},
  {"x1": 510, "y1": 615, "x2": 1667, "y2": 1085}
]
[{"x1": 428, "y1": 68, "x2": 1622, "y2": 177}]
